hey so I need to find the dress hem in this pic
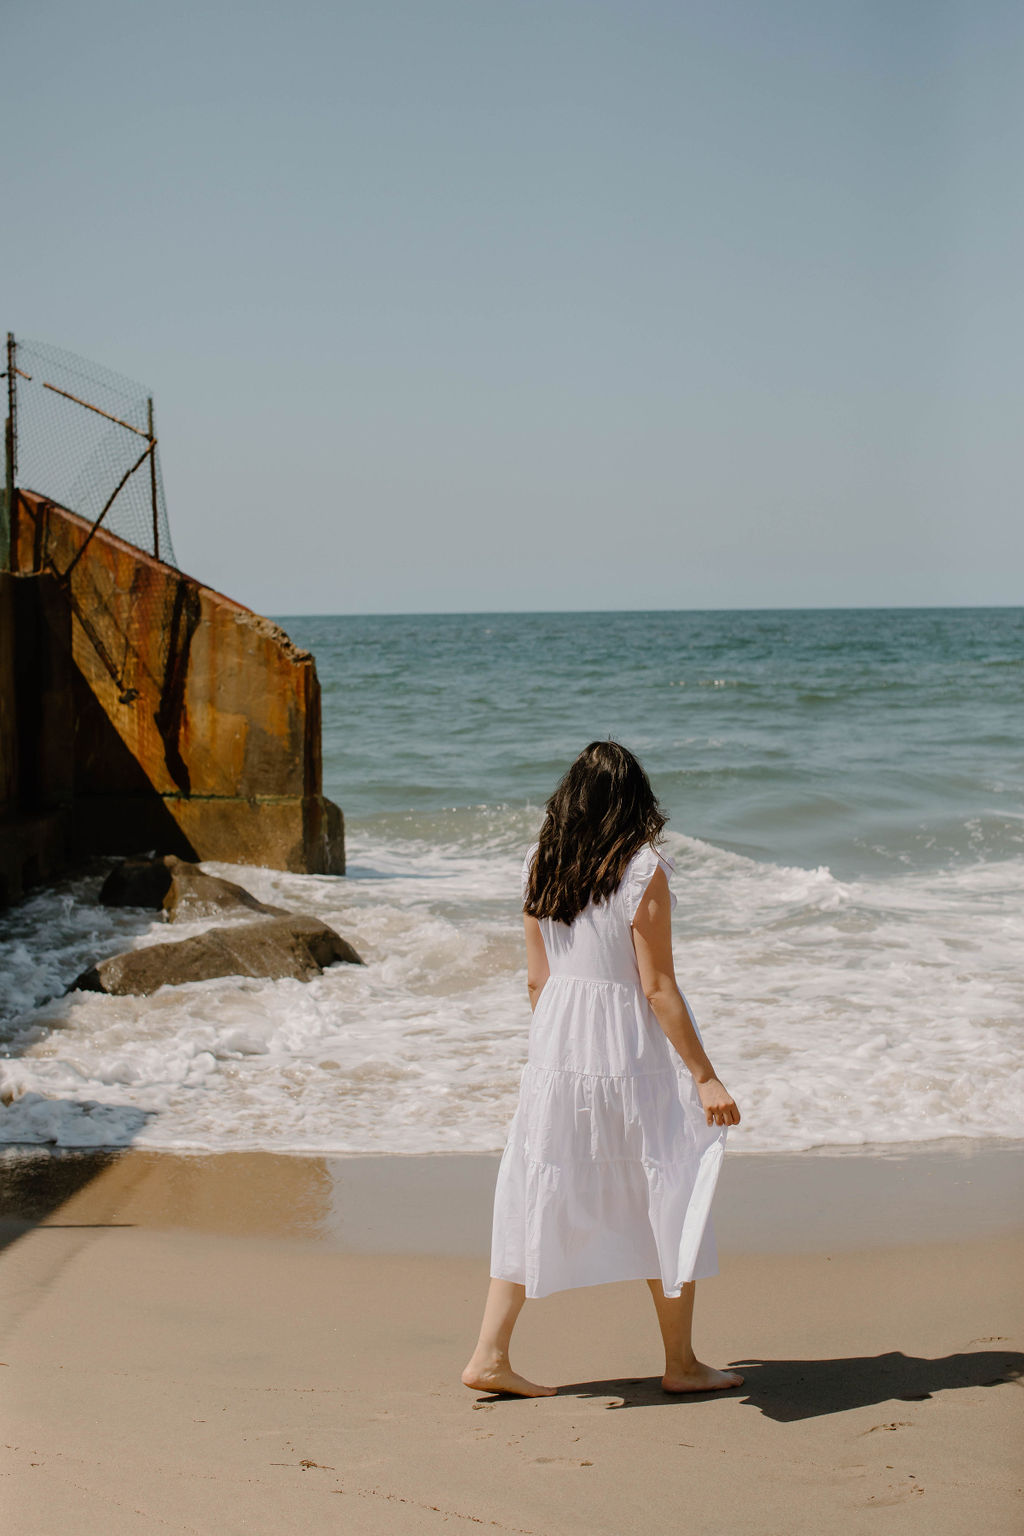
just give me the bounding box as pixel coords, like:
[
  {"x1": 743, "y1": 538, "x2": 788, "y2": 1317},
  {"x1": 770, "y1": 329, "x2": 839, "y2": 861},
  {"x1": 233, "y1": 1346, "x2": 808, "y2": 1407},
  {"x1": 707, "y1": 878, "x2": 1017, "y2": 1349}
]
[{"x1": 489, "y1": 1262, "x2": 720, "y2": 1302}]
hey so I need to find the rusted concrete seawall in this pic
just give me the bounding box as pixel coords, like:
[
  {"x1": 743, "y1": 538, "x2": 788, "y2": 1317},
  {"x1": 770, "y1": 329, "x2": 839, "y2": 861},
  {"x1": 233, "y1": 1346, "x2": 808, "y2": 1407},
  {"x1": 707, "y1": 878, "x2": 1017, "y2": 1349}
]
[
  {"x1": 0, "y1": 491, "x2": 343, "y2": 902},
  {"x1": 0, "y1": 568, "x2": 74, "y2": 904}
]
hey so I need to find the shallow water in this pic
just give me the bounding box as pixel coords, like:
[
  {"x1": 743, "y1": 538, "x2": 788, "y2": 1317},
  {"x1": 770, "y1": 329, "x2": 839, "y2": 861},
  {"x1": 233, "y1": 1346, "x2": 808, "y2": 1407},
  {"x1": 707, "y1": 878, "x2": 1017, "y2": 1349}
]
[{"x1": 2, "y1": 607, "x2": 1022, "y2": 1155}]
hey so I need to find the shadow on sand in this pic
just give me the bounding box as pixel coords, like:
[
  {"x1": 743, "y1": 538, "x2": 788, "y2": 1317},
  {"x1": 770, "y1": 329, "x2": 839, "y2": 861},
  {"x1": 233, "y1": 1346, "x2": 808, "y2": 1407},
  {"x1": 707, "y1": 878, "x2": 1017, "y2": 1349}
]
[
  {"x1": 477, "y1": 1350, "x2": 1023, "y2": 1422},
  {"x1": 0, "y1": 1146, "x2": 146, "y2": 1255}
]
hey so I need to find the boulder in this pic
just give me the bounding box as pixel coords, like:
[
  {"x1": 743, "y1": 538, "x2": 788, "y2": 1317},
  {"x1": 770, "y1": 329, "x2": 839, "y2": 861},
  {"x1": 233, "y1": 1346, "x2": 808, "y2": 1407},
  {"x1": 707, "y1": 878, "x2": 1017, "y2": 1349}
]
[
  {"x1": 160, "y1": 856, "x2": 290, "y2": 920},
  {"x1": 100, "y1": 854, "x2": 288, "y2": 919},
  {"x1": 99, "y1": 856, "x2": 173, "y2": 909},
  {"x1": 72, "y1": 915, "x2": 364, "y2": 996}
]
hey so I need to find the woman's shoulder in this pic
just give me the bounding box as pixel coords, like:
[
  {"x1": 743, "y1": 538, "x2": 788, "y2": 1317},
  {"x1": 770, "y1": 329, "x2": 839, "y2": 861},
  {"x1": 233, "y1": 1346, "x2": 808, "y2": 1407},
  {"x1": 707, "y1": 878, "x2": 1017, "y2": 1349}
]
[
  {"x1": 621, "y1": 843, "x2": 677, "y2": 915},
  {"x1": 522, "y1": 839, "x2": 676, "y2": 915},
  {"x1": 624, "y1": 842, "x2": 675, "y2": 878}
]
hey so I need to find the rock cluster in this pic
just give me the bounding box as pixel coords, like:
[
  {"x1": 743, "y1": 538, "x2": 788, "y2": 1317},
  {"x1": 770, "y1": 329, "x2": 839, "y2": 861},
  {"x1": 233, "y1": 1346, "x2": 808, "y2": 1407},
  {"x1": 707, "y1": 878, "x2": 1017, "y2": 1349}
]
[{"x1": 72, "y1": 856, "x2": 363, "y2": 997}]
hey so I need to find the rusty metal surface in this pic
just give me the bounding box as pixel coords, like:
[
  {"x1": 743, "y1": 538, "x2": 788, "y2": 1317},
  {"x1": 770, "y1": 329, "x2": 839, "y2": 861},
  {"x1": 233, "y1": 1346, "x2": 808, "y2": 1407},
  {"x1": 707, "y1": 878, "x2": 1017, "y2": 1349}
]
[{"x1": 12, "y1": 492, "x2": 344, "y2": 876}]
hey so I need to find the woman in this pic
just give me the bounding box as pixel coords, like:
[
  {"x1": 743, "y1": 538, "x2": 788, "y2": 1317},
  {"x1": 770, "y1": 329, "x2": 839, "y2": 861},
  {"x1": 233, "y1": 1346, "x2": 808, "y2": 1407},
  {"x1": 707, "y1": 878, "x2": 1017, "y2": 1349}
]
[{"x1": 463, "y1": 740, "x2": 742, "y2": 1398}]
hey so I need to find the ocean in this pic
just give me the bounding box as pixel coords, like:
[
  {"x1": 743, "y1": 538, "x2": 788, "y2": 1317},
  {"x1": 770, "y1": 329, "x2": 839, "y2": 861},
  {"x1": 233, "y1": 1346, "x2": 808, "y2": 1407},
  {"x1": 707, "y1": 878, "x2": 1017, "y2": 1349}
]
[{"x1": 1, "y1": 607, "x2": 1022, "y2": 1156}]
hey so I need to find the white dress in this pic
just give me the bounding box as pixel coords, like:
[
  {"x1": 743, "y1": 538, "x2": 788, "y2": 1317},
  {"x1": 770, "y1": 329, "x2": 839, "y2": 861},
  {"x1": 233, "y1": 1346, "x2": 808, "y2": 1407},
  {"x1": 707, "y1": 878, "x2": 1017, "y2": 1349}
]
[{"x1": 490, "y1": 844, "x2": 726, "y2": 1300}]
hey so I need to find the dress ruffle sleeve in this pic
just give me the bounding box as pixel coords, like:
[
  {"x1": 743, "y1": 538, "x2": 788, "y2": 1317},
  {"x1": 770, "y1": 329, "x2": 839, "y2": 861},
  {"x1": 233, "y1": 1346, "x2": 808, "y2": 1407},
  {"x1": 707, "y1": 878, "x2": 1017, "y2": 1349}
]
[
  {"x1": 622, "y1": 845, "x2": 678, "y2": 919},
  {"x1": 521, "y1": 843, "x2": 539, "y2": 904}
]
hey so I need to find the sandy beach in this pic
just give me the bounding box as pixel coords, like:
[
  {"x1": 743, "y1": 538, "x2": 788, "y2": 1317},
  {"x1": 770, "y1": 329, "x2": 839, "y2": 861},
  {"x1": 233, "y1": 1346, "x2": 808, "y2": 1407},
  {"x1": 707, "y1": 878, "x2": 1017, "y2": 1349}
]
[{"x1": 1, "y1": 1143, "x2": 1021, "y2": 1535}]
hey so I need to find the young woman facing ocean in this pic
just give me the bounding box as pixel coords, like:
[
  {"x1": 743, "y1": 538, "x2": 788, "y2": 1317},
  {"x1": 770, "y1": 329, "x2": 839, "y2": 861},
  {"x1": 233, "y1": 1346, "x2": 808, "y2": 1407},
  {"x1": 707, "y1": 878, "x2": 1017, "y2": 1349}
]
[{"x1": 463, "y1": 740, "x2": 743, "y2": 1398}]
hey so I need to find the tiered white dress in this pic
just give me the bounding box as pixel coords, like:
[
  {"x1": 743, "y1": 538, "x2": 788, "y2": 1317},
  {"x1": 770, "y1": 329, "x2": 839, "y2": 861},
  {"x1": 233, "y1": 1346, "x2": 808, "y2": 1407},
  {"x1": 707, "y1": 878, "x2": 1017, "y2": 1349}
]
[{"x1": 490, "y1": 844, "x2": 726, "y2": 1300}]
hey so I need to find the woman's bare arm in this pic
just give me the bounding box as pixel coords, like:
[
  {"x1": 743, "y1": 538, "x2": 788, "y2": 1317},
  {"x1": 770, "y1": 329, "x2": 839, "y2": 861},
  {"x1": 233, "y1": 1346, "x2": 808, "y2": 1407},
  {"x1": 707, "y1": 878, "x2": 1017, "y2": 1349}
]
[
  {"x1": 632, "y1": 867, "x2": 740, "y2": 1128},
  {"x1": 523, "y1": 913, "x2": 550, "y2": 1012}
]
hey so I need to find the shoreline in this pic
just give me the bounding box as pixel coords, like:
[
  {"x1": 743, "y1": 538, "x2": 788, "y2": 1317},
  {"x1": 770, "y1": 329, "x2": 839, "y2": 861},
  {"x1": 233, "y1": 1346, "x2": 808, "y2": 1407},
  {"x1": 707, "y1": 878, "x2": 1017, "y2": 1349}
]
[
  {"x1": 2, "y1": 1137, "x2": 1021, "y2": 1256},
  {"x1": 5, "y1": 1130, "x2": 1018, "y2": 1156}
]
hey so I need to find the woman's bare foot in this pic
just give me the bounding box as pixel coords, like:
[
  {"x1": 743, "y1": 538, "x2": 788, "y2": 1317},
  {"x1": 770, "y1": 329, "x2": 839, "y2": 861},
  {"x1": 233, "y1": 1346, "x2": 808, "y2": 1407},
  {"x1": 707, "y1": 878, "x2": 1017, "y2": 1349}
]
[
  {"x1": 461, "y1": 1355, "x2": 556, "y2": 1397},
  {"x1": 661, "y1": 1361, "x2": 744, "y2": 1393}
]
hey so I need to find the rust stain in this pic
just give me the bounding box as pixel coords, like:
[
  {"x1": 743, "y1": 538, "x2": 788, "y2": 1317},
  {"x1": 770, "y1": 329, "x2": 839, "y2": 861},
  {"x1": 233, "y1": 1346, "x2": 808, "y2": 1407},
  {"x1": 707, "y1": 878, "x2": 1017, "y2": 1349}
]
[{"x1": 154, "y1": 578, "x2": 202, "y2": 794}]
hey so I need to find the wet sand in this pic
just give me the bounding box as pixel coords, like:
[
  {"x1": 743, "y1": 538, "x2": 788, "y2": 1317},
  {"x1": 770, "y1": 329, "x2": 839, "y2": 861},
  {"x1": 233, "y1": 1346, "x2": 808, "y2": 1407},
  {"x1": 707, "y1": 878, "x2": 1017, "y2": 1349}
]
[{"x1": 1, "y1": 1144, "x2": 1022, "y2": 1534}]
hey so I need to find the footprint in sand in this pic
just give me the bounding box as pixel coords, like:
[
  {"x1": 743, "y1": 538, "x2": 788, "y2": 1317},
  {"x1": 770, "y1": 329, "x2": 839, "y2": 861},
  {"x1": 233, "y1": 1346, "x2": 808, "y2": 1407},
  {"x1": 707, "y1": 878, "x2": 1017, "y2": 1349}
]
[{"x1": 865, "y1": 1484, "x2": 925, "y2": 1505}]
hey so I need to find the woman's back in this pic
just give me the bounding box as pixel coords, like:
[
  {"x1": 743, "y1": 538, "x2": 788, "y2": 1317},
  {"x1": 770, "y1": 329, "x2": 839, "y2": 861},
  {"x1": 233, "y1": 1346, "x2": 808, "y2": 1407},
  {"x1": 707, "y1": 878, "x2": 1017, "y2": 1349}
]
[
  {"x1": 527, "y1": 843, "x2": 676, "y2": 986},
  {"x1": 524, "y1": 843, "x2": 681, "y2": 1080}
]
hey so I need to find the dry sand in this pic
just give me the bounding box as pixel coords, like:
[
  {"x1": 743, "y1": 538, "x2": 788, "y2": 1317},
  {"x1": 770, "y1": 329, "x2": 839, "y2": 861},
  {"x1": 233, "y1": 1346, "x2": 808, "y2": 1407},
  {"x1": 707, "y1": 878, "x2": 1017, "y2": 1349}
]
[{"x1": 1, "y1": 1144, "x2": 1021, "y2": 1535}]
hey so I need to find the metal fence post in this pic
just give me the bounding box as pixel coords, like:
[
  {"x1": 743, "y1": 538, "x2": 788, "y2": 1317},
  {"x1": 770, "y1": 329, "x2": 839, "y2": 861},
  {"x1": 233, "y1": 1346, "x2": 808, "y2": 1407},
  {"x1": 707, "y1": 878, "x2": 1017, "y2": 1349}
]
[
  {"x1": 3, "y1": 332, "x2": 16, "y2": 571},
  {"x1": 147, "y1": 395, "x2": 159, "y2": 561}
]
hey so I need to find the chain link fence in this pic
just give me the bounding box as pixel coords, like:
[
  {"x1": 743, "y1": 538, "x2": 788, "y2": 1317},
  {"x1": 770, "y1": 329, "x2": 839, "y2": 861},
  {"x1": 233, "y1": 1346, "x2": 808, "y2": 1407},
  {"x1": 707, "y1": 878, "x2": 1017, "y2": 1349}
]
[{"x1": 8, "y1": 334, "x2": 176, "y2": 566}]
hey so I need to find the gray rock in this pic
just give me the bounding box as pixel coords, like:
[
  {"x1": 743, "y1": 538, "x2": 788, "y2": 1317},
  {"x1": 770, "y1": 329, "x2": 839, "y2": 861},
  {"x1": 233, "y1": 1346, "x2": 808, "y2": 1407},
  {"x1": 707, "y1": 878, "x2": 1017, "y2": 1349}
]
[
  {"x1": 99, "y1": 856, "x2": 173, "y2": 909},
  {"x1": 160, "y1": 856, "x2": 290, "y2": 920},
  {"x1": 72, "y1": 915, "x2": 364, "y2": 996},
  {"x1": 100, "y1": 854, "x2": 287, "y2": 919}
]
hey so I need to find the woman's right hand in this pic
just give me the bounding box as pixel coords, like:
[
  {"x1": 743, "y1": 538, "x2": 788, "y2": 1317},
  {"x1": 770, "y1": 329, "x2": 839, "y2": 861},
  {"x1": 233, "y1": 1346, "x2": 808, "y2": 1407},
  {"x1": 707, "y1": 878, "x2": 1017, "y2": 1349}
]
[{"x1": 698, "y1": 1078, "x2": 741, "y2": 1128}]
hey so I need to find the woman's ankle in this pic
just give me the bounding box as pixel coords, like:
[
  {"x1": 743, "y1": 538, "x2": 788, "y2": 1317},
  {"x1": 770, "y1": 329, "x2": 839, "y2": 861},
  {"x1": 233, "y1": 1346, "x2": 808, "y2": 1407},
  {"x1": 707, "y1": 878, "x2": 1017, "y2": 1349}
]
[{"x1": 468, "y1": 1343, "x2": 507, "y2": 1369}]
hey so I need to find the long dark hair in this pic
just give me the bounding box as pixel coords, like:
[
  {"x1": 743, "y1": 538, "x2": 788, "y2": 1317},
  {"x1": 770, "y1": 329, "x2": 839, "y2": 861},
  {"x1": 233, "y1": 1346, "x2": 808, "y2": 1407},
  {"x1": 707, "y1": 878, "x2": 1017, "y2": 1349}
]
[{"x1": 524, "y1": 740, "x2": 667, "y2": 924}]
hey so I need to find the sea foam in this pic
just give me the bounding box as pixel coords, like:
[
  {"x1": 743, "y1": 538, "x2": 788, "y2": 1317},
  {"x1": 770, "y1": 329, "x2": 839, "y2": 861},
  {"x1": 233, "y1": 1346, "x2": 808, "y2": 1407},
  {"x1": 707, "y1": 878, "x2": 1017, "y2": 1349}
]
[{"x1": 1, "y1": 817, "x2": 1021, "y2": 1155}]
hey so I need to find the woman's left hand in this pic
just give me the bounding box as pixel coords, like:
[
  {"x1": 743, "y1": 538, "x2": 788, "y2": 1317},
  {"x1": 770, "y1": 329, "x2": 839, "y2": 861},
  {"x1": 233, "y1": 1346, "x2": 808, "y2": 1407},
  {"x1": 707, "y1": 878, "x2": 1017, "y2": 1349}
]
[{"x1": 698, "y1": 1078, "x2": 741, "y2": 1127}]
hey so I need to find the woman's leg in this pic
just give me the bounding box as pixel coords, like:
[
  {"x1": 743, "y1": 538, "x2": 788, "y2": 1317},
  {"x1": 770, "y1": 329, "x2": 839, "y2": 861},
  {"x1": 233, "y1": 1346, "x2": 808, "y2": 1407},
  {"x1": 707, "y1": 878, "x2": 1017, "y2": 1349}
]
[
  {"x1": 646, "y1": 1279, "x2": 744, "y2": 1392},
  {"x1": 461, "y1": 1278, "x2": 556, "y2": 1397}
]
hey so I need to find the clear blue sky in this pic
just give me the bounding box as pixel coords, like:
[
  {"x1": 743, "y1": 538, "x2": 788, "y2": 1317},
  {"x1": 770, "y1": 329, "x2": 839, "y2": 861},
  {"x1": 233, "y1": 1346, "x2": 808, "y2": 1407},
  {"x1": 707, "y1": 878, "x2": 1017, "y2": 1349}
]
[{"x1": 5, "y1": 0, "x2": 1021, "y2": 613}]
